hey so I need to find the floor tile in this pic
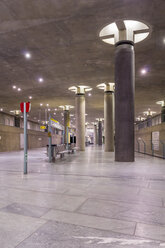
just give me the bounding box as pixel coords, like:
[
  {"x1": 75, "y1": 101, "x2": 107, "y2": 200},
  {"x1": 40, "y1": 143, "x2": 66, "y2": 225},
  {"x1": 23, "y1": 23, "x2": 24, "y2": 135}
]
[
  {"x1": 41, "y1": 209, "x2": 136, "y2": 235},
  {"x1": 16, "y1": 220, "x2": 165, "y2": 248},
  {"x1": 135, "y1": 222, "x2": 165, "y2": 242},
  {"x1": 78, "y1": 198, "x2": 165, "y2": 226},
  {"x1": 0, "y1": 211, "x2": 46, "y2": 248},
  {"x1": 1, "y1": 202, "x2": 50, "y2": 218}
]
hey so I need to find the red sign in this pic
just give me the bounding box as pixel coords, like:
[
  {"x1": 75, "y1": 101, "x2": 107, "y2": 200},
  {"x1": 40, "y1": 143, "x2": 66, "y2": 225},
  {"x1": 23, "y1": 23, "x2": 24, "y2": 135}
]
[{"x1": 20, "y1": 102, "x2": 31, "y2": 113}]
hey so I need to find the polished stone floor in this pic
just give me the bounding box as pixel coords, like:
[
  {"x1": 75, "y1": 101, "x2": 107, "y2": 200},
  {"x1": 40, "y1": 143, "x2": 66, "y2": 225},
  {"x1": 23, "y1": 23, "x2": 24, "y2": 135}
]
[{"x1": 0, "y1": 146, "x2": 165, "y2": 247}]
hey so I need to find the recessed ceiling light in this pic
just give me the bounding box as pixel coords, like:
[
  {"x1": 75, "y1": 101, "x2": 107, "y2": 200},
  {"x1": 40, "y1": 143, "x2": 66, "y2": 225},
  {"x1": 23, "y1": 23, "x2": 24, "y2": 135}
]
[
  {"x1": 24, "y1": 52, "x2": 31, "y2": 59},
  {"x1": 46, "y1": 104, "x2": 49, "y2": 106},
  {"x1": 48, "y1": 109, "x2": 50, "y2": 111},
  {"x1": 0, "y1": 108, "x2": 3, "y2": 111},
  {"x1": 17, "y1": 88, "x2": 21, "y2": 91},
  {"x1": 54, "y1": 113, "x2": 56, "y2": 115},
  {"x1": 88, "y1": 93, "x2": 92, "y2": 96},
  {"x1": 38, "y1": 77, "x2": 44, "y2": 83},
  {"x1": 141, "y1": 68, "x2": 147, "y2": 75},
  {"x1": 40, "y1": 103, "x2": 43, "y2": 106},
  {"x1": 12, "y1": 85, "x2": 16, "y2": 89},
  {"x1": 54, "y1": 108, "x2": 57, "y2": 111},
  {"x1": 29, "y1": 96, "x2": 32, "y2": 99}
]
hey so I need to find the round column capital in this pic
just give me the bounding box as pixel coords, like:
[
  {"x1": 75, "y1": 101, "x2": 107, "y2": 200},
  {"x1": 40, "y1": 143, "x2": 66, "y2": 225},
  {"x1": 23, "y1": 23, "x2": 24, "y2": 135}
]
[
  {"x1": 69, "y1": 85, "x2": 92, "y2": 95},
  {"x1": 91, "y1": 122, "x2": 97, "y2": 126},
  {"x1": 143, "y1": 109, "x2": 156, "y2": 117},
  {"x1": 97, "y1": 82, "x2": 115, "y2": 92},
  {"x1": 99, "y1": 19, "x2": 150, "y2": 45},
  {"x1": 59, "y1": 105, "x2": 74, "y2": 111},
  {"x1": 96, "y1": 118, "x2": 104, "y2": 122},
  {"x1": 156, "y1": 100, "x2": 165, "y2": 107}
]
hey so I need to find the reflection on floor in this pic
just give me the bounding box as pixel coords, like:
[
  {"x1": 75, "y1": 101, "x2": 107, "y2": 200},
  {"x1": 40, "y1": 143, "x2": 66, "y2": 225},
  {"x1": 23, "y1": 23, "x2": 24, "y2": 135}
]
[{"x1": 0, "y1": 146, "x2": 165, "y2": 247}]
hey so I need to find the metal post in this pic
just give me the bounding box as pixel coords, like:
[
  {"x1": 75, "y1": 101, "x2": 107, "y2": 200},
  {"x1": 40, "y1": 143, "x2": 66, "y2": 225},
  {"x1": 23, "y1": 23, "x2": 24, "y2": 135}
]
[
  {"x1": 48, "y1": 115, "x2": 52, "y2": 162},
  {"x1": 137, "y1": 140, "x2": 140, "y2": 153},
  {"x1": 66, "y1": 126, "x2": 69, "y2": 150},
  {"x1": 141, "y1": 139, "x2": 146, "y2": 154},
  {"x1": 160, "y1": 141, "x2": 165, "y2": 159},
  {"x1": 24, "y1": 102, "x2": 28, "y2": 174},
  {"x1": 163, "y1": 143, "x2": 165, "y2": 159},
  {"x1": 152, "y1": 143, "x2": 154, "y2": 156}
]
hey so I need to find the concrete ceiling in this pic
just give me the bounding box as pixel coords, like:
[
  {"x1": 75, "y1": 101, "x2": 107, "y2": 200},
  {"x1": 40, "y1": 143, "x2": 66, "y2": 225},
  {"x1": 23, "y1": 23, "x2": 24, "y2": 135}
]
[{"x1": 0, "y1": 0, "x2": 164, "y2": 124}]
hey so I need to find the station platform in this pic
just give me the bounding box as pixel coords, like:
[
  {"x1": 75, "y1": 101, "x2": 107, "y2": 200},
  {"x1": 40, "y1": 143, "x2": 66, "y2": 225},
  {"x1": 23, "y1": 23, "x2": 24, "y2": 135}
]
[{"x1": 0, "y1": 146, "x2": 165, "y2": 247}]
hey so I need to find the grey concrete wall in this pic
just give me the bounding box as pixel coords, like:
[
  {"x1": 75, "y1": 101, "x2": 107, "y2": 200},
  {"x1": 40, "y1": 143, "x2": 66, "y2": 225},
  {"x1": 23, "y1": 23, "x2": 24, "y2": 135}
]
[
  {"x1": 0, "y1": 124, "x2": 62, "y2": 152},
  {"x1": 0, "y1": 112, "x2": 15, "y2": 126},
  {"x1": 0, "y1": 111, "x2": 42, "y2": 131},
  {"x1": 135, "y1": 123, "x2": 165, "y2": 158}
]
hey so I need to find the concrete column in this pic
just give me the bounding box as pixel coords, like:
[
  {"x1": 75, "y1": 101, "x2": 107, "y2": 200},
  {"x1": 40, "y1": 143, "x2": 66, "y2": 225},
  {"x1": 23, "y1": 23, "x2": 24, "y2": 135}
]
[
  {"x1": 99, "y1": 20, "x2": 150, "y2": 162},
  {"x1": 76, "y1": 94, "x2": 85, "y2": 151},
  {"x1": 64, "y1": 110, "x2": 70, "y2": 144},
  {"x1": 161, "y1": 106, "x2": 165, "y2": 123},
  {"x1": 104, "y1": 90, "x2": 114, "y2": 152},
  {"x1": 59, "y1": 105, "x2": 74, "y2": 145},
  {"x1": 97, "y1": 83, "x2": 114, "y2": 152},
  {"x1": 115, "y1": 42, "x2": 135, "y2": 162},
  {"x1": 94, "y1": 124, "x2": 98, "y2": 145},
  {"x1": 98, "y1": 120, "x2": 102, "y2": 146},
  {"x1": 156, "y1": 101, "x2": 165, "y2": 123},
  {"x1": 14, "y1": 115, "x2": 20, "y2": 127},
  {"x1": 147, "y1": 115, "x2": 152, "y2": 127},
  {"x1": 69, "y1": 85, "x2": 92, "y2": 151}
]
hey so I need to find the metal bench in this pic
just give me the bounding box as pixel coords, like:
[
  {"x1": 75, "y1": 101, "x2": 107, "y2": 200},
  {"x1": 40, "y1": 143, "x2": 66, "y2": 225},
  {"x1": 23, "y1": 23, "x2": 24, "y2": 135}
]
[
  {"x1": 46, "y1": 143, "x2": 77, "y2": 161},
  {"x1": 56, "y1": 144, "x2": 68, "y2": 158},
  {"x1": 68, "y1": 143, "x2": 77, "y2": 154}
]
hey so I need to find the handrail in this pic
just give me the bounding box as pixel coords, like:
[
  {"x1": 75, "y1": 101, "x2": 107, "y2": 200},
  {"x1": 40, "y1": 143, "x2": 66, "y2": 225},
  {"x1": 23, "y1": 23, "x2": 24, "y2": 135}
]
[
  {"x1": 136, "y1": 139, "x2": 140, "y2": 152},
  {"x1": 135, "y1": 113, "x2": 162, "y2": 130},
  {"x1": 136, "y1": 139, "x2": 165, "y2": 159},
  {"x1": 160, "y1": 141, "x2": 165, "y2": 159},
  {"x1": 141, "y1": 139, "x2": 146, "y2": 154}
]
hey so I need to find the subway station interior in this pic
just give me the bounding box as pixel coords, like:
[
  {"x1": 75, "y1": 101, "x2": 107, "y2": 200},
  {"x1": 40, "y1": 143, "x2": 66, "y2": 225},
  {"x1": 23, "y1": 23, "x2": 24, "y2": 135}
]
[{"x1": 0, "y1": 0, "x2": 165, "y2": 247}]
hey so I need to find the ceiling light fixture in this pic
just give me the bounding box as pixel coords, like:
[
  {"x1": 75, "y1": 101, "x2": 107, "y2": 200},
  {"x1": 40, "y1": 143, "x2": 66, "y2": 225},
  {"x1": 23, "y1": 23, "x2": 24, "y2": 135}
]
[
  {"x1": 17, "y1": 88, "x2": 21, "y2": 91},
  {"x1": 38, "y1": 77, "x2": 44, "y2": 83},
  {"x1": 29, "y1": 96, "x2": 32, "y2": 99},
  {"x1": 24, "y1": 52, "x2": 31, "y2": 59},
  {"x1": 141, "y1": 68, "x2": 147, "y2": 75},
  {"x1": 12, "y1": 85, "x2": 16, "y2": 89}
]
